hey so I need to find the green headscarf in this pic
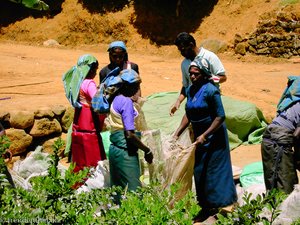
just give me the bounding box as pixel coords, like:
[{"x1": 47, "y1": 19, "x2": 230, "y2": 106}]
[{"x1": 62, "y1": 54, "x2": 98, "y2": 108}]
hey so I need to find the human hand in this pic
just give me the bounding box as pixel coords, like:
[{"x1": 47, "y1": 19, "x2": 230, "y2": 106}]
[
  {"x1": 171, "y1": 135, "x2": 179, "y2": 144},
  {"x1": 169, "y1": 100, "x2": 180, "y2": 116},
  {"x1": 194, "y1": 134, "x2": 206, "y2": 145},
  {"x1": 144, "y1": 150, "x2": 153, "y2": 164},
  {"x1": 293, "y1": 127, "x2": 300, "y2": 139}
]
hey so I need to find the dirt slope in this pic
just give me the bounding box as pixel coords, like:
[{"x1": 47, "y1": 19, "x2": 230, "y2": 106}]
[{"x1": 1, "y1": 0, "x2": 298, "y2": 53}]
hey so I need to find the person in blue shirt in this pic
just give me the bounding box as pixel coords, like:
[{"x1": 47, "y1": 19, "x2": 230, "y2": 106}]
[
  {"x1": 173, "y1": 58, "x2": 236, "y2": 222},
  {"x1": 170, "y1": 32, "x2": 227, "y2": 116}
]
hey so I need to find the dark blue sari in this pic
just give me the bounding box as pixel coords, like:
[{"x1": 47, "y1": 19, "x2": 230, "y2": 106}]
[{"x1": 186, "y1": 82, "x2": 237, "y2": 209}]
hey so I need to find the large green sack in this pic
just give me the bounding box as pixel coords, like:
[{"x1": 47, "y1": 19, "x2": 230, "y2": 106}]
[
  {"x1": 239, "y1": 161, "x2": 265, "y2": 188},
  {"x1": 142, "y1": 92, "x2": 267, "y2": 150}
]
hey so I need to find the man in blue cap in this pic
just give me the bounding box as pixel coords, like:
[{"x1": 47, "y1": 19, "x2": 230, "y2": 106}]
[{"x1": 99, "y1": 41, "x2": 139, "y2": 83}]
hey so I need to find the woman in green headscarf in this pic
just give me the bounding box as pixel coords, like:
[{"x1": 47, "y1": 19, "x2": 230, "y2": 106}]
[{"x1": 62, "y1": 54, "x2": 106, "y2": 173}]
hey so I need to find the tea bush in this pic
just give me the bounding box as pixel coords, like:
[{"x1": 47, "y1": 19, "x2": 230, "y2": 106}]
[
  {"x1": 1, "y1": 137, "x2": 298, "y2": 224},
  {"x1": 0, "y1": 138, "x2": 200, "y2": 224}
]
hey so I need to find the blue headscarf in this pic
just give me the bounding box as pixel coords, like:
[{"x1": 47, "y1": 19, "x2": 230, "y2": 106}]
[
  {"x1": 120, "y1": 69, "x2": 141, "y2": 84},
  {"x1": 107, "y1": 41, "x2": 127, "y2": 52},
  {"x1": 62, "y1": 54, "x2": 98, "y2": 108},
  {"x1": 277, "y1": 75, "x2": 300, "y2": 113}
]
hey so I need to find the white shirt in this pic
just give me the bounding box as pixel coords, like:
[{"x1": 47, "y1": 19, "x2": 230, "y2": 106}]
[{"x1": 181, "y1": 47, "x2": 226, "y2": 88}]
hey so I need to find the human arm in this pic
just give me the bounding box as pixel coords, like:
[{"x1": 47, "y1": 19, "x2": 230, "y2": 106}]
[
  {"x1": 84, "y1": 79, "x2": 98, "y2": 98},
  {"x1": 173, "y1": 113, "x2": 190, "y2": 139},
  {"x1": 195, "y1": 116, "x2": 225, "y2": 145},
  {"x1": 125, "y1": 130, "x2": 153, "y2": 163},
  {"x1": 99, "y1": 67, "x2": 109, "y2": 83},
  {"x1": 293, "y1": 122, "x2": 300, "y2": 138},
  {"x1": 131, "y1": 63, "x2": 139, "y2": 75},
  {"x1": 194, "y1": 85, "x2": 226, "y2": 145},
  {"x1": 170, "y1": 60, "x2": 190, "y2": 116},
  {"x1": 217, "y1": 74, "x2": 227, "y2": 83},
  {"x1": 204, "y1": 49, "x2": 227, "y2": 84},
  {"x1": 210, "y1": 73, "x2": 227, "y2": 84},
  {"x1": 115, "y1": 95, "x2": 153, "y2": 163},
  {"x1": 170, "y1": 87, "x2": 186, "y2": 116}
]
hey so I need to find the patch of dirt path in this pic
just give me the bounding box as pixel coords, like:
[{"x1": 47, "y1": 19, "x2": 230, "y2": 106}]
[{"x1": 1, "y1": 42, "x2": 300, "y2": 168}]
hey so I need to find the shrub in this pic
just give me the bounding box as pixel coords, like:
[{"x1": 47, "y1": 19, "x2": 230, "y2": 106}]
[{"x1": 0, "y1": 138, "x2": 200, "y2": 224}]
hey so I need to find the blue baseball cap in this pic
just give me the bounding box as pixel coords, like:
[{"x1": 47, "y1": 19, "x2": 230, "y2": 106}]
[{"x1": 107, "y1": 41, "x2": 127, "y2": 52}]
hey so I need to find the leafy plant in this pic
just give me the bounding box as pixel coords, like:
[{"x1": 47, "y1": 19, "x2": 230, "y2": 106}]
[
  {"x1": 215, "y1": 189, "x2": 287, "y2": 225},
  {"x1": 280, "y1": 0, "x2": 300, "y2": 5},
  {"x1": 292, "y1": 218, "x2": 300, "y2": 225},
  {"x1": 97, "y1": 183, "x2": 200, "y2": 224},
  {"x1": 0, "y1": 138, "x2": 200, "y2": 224},
  {"x1": 7, "y1": 0, "x2": 49, "y2": 10},
  {"x1": 0, "y1": 135, "x2": 11, "y2": 188}
]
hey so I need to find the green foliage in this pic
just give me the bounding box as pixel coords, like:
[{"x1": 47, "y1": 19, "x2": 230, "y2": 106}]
[
  {"x1": 3, "y1": 137, "x2": 294, "y2": 224},
  {"x1": 1, "y1": 137, "x2": 298, "y2": 225},
  {"x1": 0, "y1": 135, "x2": 11, "y2": 156},
  {"x1": 280, "y1": 0, "x2": 300, "y2": 5},
  {"x1": 98, "y1": 183, "x2": 200, "y2": 224},
  {"x1": 0, "y1": 138, "x2": 200, "y2": 224},
  {"x1": 292, "y1": 218, "x2": 300, "y2": 225},
  {"x1": 215, "y1": 189, "x2": 287, "y2": 225},
  {"x1": 7, "y1": 0, "x2": 49, "y2": 10},
  {"x1": 0, "y1": 135, "x2": 11, "y2": 188}
]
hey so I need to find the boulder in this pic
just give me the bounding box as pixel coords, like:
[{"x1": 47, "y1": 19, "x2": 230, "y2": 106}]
[
  {"x1": 34, "y1": 107, "x2": 55, "y2": 118},
  {"x1": 9, "y1": 110, "x2": 34, "y2": 129},
  {"x1": 29, "y1": 118, "x2": 62, "y2": 137},
  {"x1": 201, "y1": 39, "x2": 228, "y2": 54},
  {"x1": 52, "y1": 105, "x2": 66, "y2": 117},
  {"x1": 43, "y1": 39, "x2": 60, "y2": 46},
  {"x1": 61, "y1": 106, "x2": 74, "y2": 132},
  {"x1": 235, "y1": 42, "x2": 247, "y2": 55},
  {"x1": 0, "y1": 111, "x2": 10, "y2": 128},
  {"x1": 6, "y1": 128, "x2": 33, "y2": 155},
  {"x1": 42, "y1": 136, "x2": 65, "y2": 156}
]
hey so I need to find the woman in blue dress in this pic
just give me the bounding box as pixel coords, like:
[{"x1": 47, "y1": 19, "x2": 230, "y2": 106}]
[{"x1": 173, "y1": 57, "x2": 237, "y2": 222}]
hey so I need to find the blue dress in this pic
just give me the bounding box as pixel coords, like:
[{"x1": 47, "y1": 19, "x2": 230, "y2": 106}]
[{"x1": 186, "y1": 81, "x2": 237, "y2": 209}]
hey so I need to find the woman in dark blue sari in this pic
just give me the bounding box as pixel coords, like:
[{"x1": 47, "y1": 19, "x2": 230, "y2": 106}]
[{"x1": 173, "y1": 58, "x2": 237, "y2": 222}]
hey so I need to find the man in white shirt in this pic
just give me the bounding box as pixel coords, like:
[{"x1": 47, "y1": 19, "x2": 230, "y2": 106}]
[{"x1": 170, "y1": 32, "x2": 227, "y2": 116}]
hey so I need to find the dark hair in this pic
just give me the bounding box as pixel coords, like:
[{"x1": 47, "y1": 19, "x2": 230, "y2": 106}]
[
  {"x1": 119, "y1": 82, "x2": 140, "y2": 97},
  {"x1": 86, "y1": 61, "x2": 99, "y2": 79},
  {"x1": 109, "y1": 47, "x2": 129, "y2": 62},
  {"x1": 174, "y1": 32, "x2": 196, "y2": 47}
]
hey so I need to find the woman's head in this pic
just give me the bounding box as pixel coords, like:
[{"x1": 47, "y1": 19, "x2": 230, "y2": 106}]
[
  {"x1": 77, "y1": 54, "x2": 99, "y2": 79},
  {"x1": 108, "y1": 41, "x2": 128, "y2": 68},
  {"x1": 189, "y1": 58, "x2": 212, "y2": 84},
  {"x1": 119, "y1": 69, "x2": 141, "y2": 97},
  {"x1": 86, "y1": 61, "x2": 99, "y2": 79}
]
